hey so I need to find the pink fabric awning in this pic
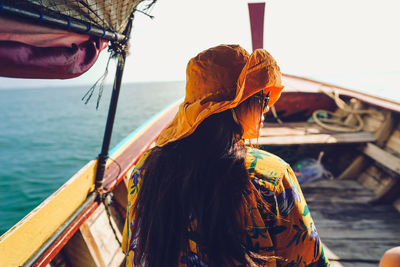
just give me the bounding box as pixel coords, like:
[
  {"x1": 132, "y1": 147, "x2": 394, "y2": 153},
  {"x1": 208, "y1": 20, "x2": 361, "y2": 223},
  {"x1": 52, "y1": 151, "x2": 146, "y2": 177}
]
[{"x1": 0, "y1": 17, "x2": 108, "y2": 79}]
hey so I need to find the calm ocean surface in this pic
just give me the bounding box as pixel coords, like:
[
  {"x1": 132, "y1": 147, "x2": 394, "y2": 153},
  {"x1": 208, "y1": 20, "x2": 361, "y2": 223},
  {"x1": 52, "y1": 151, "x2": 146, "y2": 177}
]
[{"x1": 0, "y1": 81, "x2": 185, "y2": 235}]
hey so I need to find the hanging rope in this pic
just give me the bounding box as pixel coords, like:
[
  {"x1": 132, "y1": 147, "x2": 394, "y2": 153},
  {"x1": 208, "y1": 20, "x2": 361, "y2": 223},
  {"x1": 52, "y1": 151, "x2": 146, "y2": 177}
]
[
  {"x1": 97, "y1": 156, "x2": 123, "y2": 247},
  {"x1": 312, "y1": 89, "x2": 383, "y2": 132},
  {"x1": 270, "y1": 106, "x2": 283, "y2": 124},
  {"x1": 81, "y1": 14, "x2": 132, "y2": 110},
  {"x1": 133, "y1": 8, "x2": 154, "y2": 19},
  {"x1": 81, "y1": 53, "x2": 113, "y2": 109},
  {"x1": 102, "y1": 192, "x2": 122, "y2": 247}
]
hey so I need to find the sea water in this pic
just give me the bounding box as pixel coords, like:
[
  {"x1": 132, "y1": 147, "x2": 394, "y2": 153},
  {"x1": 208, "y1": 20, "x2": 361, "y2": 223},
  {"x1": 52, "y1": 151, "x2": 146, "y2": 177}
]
[{"x1": 0, "y1": 81, "x2": 185, "y2": 235}]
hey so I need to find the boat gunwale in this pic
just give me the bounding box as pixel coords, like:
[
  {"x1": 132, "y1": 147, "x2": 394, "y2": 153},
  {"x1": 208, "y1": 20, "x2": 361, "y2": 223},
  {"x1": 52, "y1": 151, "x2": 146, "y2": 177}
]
[
  {"x1": 102, "y1": 98, "x2": 182, "y2": 192},
  {"x1": 27, "y1": 194, "x2": 99, "y2": 267},
  {"x1": 0, "y1": 99, "x2": 181, "y2": 266},
  {"x1": 1, "y1": 74, "x2": 398, "y2": 266},
  {"x1": 283, "y1": 73, "x2": 400, "y2": 114},
  {"x1": 0, "y1": 160, "x2": 97, "y2": 266}
]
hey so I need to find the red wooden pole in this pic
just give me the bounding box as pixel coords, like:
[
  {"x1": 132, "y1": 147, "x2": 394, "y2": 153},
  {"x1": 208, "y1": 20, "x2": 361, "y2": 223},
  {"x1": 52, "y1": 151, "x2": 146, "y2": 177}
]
[{"x1": 248, "y1": 2, "x2": 265, "y2": 51}]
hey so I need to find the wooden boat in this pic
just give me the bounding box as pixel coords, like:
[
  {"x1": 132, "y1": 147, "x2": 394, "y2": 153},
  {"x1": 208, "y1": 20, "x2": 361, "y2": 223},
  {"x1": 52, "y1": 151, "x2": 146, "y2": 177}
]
[
  {"x1": 0, "y1": 1, "x2": 399, "y2": 267},
  {"x1": 258, "y1": 75, "x2": 400, "y2": 266},
  {"x1": 1, "y1": 73, "x2": 399, "y2": 267}
]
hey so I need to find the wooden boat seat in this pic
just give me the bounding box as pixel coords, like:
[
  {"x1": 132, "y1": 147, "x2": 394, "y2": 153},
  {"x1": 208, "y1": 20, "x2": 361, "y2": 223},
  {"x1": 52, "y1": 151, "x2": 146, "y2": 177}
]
[
  {"x1": 359, "y1": 143, "x2": 400, "y2": 203},
  {"x1": 257, "y1": 122, "x2": 376, "y2": 145}
]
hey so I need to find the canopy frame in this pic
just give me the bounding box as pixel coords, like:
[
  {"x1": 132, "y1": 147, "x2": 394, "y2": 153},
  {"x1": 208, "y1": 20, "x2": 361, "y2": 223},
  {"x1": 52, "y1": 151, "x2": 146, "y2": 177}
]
[
  {"x1": 0, "y1": 1, "x2": 152, "y2": 264},
  {"x1": 0, "y1": 0, "x2": 126, "y2": 42},
  {"x1": 94, "y1": 14, "x2": 133, "y2": 190},
  {"x1": 0, "y1": 0, "x2": 140, "y2": 190}
]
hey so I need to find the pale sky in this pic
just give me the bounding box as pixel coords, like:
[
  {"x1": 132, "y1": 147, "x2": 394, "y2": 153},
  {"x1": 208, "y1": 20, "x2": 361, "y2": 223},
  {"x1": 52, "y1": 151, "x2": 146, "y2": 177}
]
[{"x1": 1, "y1": 0, "x2": 399, "y2": 101}]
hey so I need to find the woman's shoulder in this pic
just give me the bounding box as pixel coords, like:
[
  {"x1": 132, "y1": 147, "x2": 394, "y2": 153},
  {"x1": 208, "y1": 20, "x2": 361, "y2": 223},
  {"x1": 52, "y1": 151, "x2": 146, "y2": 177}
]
[
  {"x1": 129, "y1": 148, "x2": 154, "y2": 180},
  {"x1": 135, "y1": 149, "x2": 153, "y2": 169},
  {"x1": 245, "y1": 146, "x2": 290, "y2": 191}
]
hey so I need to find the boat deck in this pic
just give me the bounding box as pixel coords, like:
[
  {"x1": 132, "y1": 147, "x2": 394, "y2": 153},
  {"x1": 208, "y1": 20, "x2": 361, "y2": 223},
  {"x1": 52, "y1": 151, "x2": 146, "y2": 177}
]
[
  {"x1": 258, "y1": 122, "x2": 376, "y2": 146},
  {"x1": 302, "y1": 179, "x2": 400, "y2": 267}
]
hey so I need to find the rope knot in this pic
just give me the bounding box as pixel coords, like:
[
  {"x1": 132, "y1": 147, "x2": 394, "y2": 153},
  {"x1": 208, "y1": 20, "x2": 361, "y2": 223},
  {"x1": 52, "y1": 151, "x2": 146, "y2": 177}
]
[{"x1": 108, "y1": 40, "x2": 130, "y2": 58}]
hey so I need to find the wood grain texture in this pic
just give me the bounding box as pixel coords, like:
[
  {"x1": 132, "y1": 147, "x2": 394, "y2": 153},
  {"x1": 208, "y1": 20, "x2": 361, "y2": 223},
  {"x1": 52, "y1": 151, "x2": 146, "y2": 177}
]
[
  {"x1": 358, "y1": 172, "x2": 385, "y2": 192},
  {"x1": 386, "y1": 129, "x2": 400, "y2": 155},
  {"x1": 33, "y1": 200, "x2": 99, "y2": 267},
  {"x1": 261, "y1": 122, "x2": 333, "y2": 135},
  {"x1": 339, "y1": 155, "x2": 371, "y2": 180},
  {"x1": 394, "y1": 198, "x2": 400, "y2": 212},
  {"x1": 80, "y1": 204, "x2": 124, "y2": 267},
  {"x1": 257, "y1": 130, "x2": 375, "y2": 145},
  {"x1": 63, "y1": 230, "x2": 97, "y2": 267},
  {"x1": 374, "y1": 111, "x2": 395, "y2": 147},
  {"x1": 372, "y1": 178, "x2": 400, "y2": 204},
  {"x1": 302, "y1": 179, "x2": 400, "y2": 264},
  {"x1": 362, "y1": 143, "x2": 400, "y2": 175}
]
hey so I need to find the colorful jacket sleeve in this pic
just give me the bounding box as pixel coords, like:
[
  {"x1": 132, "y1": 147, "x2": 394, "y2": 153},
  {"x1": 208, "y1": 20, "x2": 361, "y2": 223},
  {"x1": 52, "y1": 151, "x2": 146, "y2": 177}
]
[
  {"x1": 122, "y1": 151, "x2": 151, "y2": 267},
  {"x1": 272, "y1": 166, "x2": 329, "y2": 266},
  {"x1": 245, "y1": 147, "x2": 329, "y2": 266}
]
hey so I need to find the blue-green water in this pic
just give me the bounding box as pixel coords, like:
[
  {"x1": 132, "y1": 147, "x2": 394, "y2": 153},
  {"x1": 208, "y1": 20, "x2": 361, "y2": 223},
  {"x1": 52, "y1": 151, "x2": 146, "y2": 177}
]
[{"x1": 0, "y1": 81, "x2": 185, "y2": 235}]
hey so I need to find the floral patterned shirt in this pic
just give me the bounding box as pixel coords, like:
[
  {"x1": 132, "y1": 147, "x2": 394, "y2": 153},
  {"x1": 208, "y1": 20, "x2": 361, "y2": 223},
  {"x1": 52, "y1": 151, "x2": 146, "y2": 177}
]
[{"x1": 122, "y1": 147, "x2": 330, "y2": 267}]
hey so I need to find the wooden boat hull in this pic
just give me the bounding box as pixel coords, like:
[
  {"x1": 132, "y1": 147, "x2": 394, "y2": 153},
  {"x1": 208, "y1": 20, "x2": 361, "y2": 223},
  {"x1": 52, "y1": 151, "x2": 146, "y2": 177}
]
[
  {"x1": 0, "y1": 100, "x2": 180, "y2": 266},
  {"x1": 1, "y1": 75, "x2": 399, "y2": 266}
]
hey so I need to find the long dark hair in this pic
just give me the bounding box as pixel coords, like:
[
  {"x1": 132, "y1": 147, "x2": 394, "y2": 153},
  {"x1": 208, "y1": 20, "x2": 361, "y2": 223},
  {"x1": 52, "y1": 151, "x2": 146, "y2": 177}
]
[{"x1": 131, "y1": 99, "x2": 264, "y2": 266}]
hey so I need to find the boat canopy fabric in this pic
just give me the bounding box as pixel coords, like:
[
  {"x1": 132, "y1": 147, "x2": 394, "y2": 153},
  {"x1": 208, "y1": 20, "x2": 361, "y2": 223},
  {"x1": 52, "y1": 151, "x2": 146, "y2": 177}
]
[
  {"x1": 0, "y1": 0, "x2": 155, "y2": 79},
  {"x1": 18, "y1": 0, "x2": 150, "y2": 35},
  {"x1": 0, "y1": 16, "x2": 108, "y2": 79}
]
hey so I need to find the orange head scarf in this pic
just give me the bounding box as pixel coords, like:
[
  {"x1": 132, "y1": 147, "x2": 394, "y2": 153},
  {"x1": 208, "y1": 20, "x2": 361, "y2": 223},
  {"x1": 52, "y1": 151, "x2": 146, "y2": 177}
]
[{"x1": 156, "y1": 44, "x2": 284, "y2": 147}]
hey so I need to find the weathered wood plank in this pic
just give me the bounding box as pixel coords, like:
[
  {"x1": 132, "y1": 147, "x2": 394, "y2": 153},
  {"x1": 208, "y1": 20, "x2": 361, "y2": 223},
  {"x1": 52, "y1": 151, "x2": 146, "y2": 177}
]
[
  {"x1": 259, "y1": 121, "x2": 376, "y2": 145},
  {"x1": 386, "y1": 129, "x2": 400, "y2": 155},
  {"x1": 338, "y1": 155, "x2": 371, "y2": 180},
  {"x1": 373, "y1": 111, "x2": 395, "y2": 147},
  {"x1": 372, "y1": 178, "x2": 400, "y2": 204},
  {"x1": 362, "y1": 143, "x2": 400, "y2": 175},
  {"x1": 63, "y1": 230, "x2": 97, "y2": 267},
  {"x1": 365, "y1": 165, "x2": 394, "y2": 185},
  {"x1": 322, "y1": 238, "x2": 398, "y2": 262},
  {"x1": 312, "y1": 219, "x2": 399, "y2": 239},
  {"x1": 394, "y1": 198, "x2": 400, "y2": 212},
  {"x1": 303, "y1": 190, "x2": 374, "y2": 204},
  {"x1": 80, "y1": 219, "x2": 106, "y2": 267},
  {"x1": 257, "y1": 131, "x2": 375, "y2": 145},
  {"x1": 358, "y1": 172, "x2": 385, "y2": 193},
  {"x1": 80, "y1": 204, "x2": 124, "y2": 267},
  {"x1": 261, "y1": 122, "x2": 333, "y2": 135},
  {"x1": 328, "y1": 261, "x2": 344, "y2": 267},
  {"x1": 339, "y1": 111, "x2": 395, "y2": 181},
  {"x1": 323, "y1": 243, "x2": 382, "y2": 266},
  {"x1": 309, "y1": 206, "x2": 400, "y2": 226},
  {"x1": 301, "y1": 179, "x2": 367, "y2": 190},
  {"x1": 331, "y1": 261, "x2": 377, "y2": 267},
  {"x1": 302, "y1": 178, "x2": 400, "y2": 264},
  {"x1": 301, "y1": 179, "x2": 374, "y2": 203}
]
